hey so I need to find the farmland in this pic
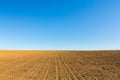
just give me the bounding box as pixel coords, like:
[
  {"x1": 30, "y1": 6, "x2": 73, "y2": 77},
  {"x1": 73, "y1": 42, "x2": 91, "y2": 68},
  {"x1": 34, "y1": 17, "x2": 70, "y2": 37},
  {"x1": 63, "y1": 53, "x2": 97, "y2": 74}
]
[{"x1": 0, "y1": 50, "x2": 120, "y2": 80}]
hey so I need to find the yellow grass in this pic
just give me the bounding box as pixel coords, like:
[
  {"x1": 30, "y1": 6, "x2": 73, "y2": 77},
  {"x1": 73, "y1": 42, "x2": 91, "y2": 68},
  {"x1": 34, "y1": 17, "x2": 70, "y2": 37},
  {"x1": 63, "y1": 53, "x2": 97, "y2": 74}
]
[{"x1": 0, "y1": 50, "x2": 120, "y2": 80}]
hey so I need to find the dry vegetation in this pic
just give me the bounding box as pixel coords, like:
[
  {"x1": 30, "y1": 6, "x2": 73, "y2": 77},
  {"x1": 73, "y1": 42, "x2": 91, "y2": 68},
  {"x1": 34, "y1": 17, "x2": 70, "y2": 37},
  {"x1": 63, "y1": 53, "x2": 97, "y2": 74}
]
[{"x1": 0, "y1": 50, "x2": 120, "y2": 80}]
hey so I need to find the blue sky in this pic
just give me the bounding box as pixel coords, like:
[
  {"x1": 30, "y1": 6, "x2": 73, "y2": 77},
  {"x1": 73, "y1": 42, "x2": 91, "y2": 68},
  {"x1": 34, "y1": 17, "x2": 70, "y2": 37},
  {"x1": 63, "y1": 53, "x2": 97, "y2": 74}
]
[{"x1": 0, "y1": 0, "x2": 120, "y2": 50}]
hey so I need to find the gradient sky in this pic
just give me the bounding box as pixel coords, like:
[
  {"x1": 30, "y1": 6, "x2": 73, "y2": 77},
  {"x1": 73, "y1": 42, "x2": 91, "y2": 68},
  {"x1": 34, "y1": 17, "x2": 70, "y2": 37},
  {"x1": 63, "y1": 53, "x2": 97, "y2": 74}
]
[{"x1": 0, "y1": 0, "x2": 120, "y2": 50}]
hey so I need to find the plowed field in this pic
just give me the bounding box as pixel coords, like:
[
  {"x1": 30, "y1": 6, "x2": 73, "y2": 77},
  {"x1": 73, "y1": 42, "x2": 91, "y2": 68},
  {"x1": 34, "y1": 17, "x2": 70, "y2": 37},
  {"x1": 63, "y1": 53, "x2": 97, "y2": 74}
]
[{"x1": 0, "y1": 50, "x2": 120, "y2": 80}]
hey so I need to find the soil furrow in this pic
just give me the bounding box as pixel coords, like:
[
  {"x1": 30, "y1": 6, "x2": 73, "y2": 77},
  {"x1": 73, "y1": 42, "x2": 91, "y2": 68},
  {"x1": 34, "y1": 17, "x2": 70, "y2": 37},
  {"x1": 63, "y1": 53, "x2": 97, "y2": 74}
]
[
  {"x1": 55, "y1": 55, "x2": 59, "y2": 80},
  {"x1": 64, "y1": 55, "x2": 86, "y2": 80},
  {"x1": 17, "y1": 56, "x2": 42, "y2": 80},
  {"x1": 57, "y1": 55, "x2": 72, "y2": 80},
  {"x1": 42, "y1": 56, "x2": 51, "y2": 80},
  {"x1": 60, "y1": 56, "x2": 79, "y2": 80}
]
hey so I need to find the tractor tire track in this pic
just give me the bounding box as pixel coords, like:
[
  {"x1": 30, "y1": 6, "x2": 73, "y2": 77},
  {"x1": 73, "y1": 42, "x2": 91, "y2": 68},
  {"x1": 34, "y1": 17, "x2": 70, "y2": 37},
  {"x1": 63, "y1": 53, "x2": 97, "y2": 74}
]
[
  {"x1": 57, "y1": 55, "x2": 72, "y2": 80},
  {"x1": 17, "y1": 56, "x2": 44, "y2": 80},
  {"x1": 55, "y1": 55, "x2": 59, "y2": 80},
  {"x1": 42, "y1": 56, "x2": 51, "y2": 80},
  {"x1": 63, "y1": 55, "x2": 86, "y2": 80},
  {"x1": 36, "y1": 56, "x2": 50, "y2": 80},
  {"x1": 60, "y1": 56, "x2": 79, "y2": 80},
  {"x1": 24, "y1": 56, "x2": 47, "y2": 80}
]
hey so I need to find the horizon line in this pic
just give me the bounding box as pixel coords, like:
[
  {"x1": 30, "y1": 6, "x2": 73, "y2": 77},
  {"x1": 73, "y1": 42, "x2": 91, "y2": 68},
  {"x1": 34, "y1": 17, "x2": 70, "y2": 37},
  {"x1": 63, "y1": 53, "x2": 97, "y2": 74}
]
[{"x1": 0, "y1": 49, "x2": 120, "y2": 51}]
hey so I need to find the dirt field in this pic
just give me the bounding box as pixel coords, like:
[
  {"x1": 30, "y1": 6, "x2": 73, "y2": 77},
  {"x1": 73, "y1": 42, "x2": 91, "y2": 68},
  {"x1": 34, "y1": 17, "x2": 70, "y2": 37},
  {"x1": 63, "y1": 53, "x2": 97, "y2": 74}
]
[{"x1": 0, "y1": 50, "x2": 120, "y2": 80}]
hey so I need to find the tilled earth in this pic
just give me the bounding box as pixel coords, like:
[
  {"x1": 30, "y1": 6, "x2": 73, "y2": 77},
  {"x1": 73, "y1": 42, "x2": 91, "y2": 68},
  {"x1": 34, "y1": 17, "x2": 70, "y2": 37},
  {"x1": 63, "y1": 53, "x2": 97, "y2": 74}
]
[{"x1": 0, "y1": 50, "x2": 120, "y2": 80}]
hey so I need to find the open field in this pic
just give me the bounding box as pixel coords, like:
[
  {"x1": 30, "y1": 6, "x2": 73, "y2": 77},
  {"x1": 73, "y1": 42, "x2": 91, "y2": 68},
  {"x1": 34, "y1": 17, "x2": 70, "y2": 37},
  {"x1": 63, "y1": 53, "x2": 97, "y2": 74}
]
[{"x1": 0, "y1": 50, "x2": 120, "y2": 80}]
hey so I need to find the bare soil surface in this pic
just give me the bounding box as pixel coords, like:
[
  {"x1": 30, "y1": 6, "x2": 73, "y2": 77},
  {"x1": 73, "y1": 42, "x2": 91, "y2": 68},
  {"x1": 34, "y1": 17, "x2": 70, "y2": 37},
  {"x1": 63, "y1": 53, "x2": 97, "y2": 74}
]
[{"x1": 0, "y1": 50, "x2": 120, "y2": 80}]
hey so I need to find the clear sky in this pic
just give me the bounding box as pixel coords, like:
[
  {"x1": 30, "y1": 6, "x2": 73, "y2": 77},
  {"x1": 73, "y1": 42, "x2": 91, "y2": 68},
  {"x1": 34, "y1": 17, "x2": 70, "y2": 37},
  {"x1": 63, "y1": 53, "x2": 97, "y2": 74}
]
[{"x1": 0, "y1": 0, "x2": 120, "y2": 50}]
